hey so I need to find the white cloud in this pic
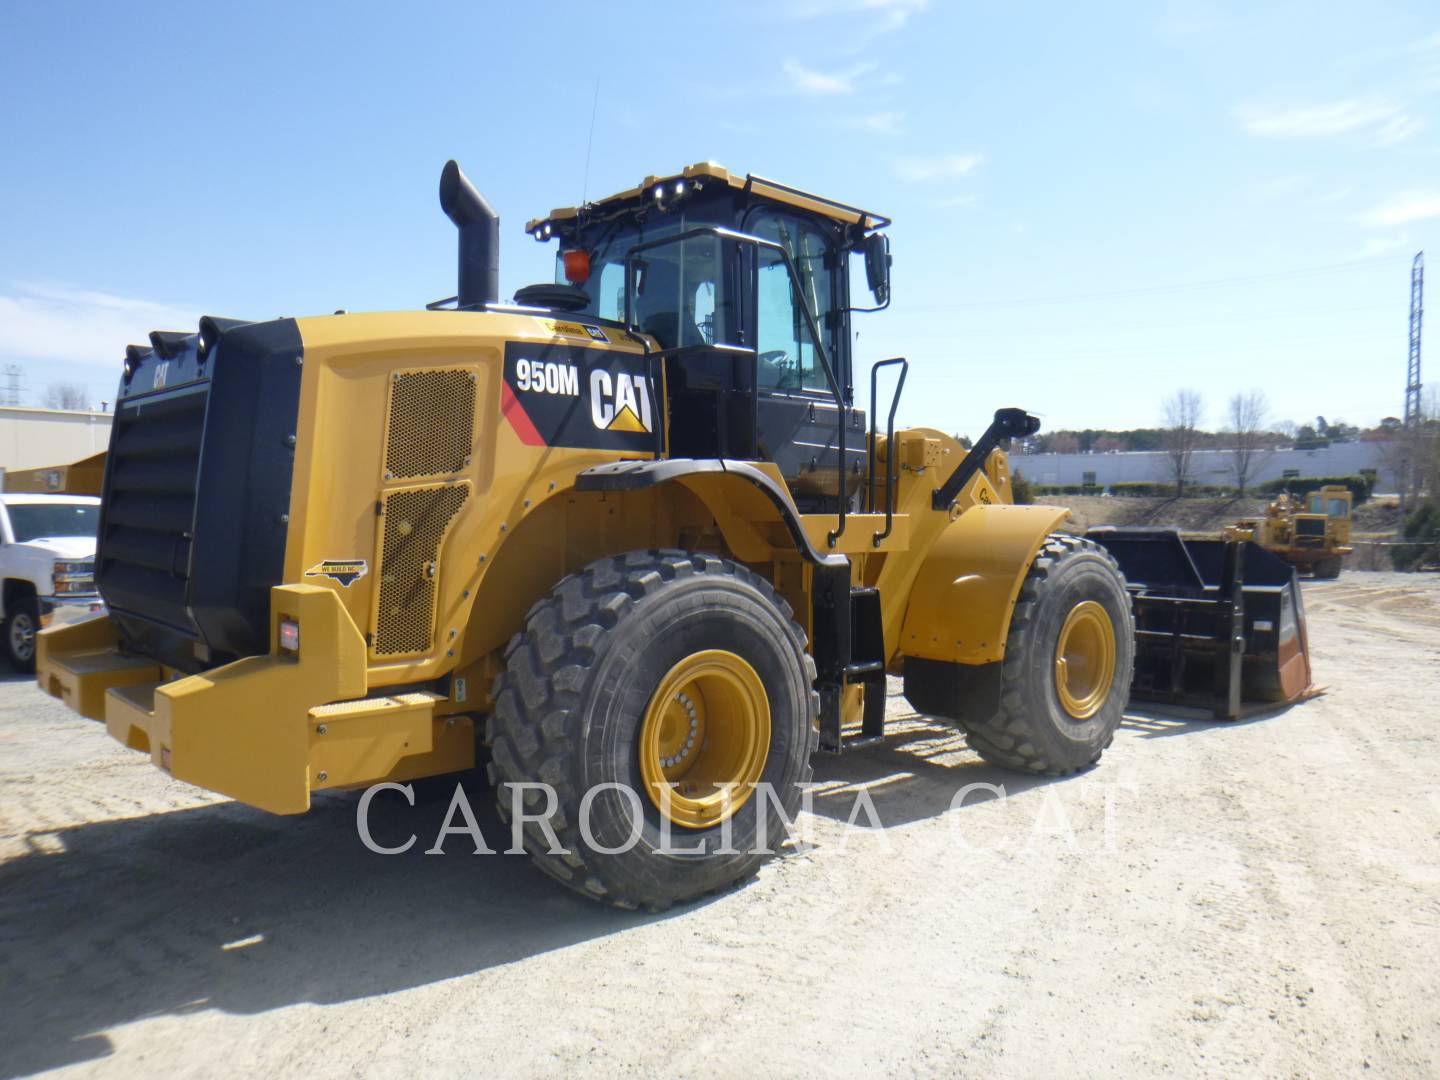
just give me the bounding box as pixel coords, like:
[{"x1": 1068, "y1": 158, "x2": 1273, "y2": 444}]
[
  {"x1": 848, "y1": 110, "x2": 905, "y2": 135},
  {"x1": 0, "y1": 283, "x2": 197, "y2": 367},
  {"x1": 1355, "y1": 190, "x2": 1440, "y2": 228},
  {"x1": 782, "y1": 59, "x2": 874, "y2": 95},
  {"x1": 1235, "y1": 98, "x2": 1423, "y2": 143},
  {"x1": 895, "y1": 152, "x2": 984, "y2": 182}
]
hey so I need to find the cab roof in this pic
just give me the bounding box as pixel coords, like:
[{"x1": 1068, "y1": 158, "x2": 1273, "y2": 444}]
[{"x1": 525, "y1": 161, "x2": 890, "y2": 238}]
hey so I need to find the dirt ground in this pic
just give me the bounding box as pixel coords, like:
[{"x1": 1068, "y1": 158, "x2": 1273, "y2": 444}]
[{"x1": 3, "y1": 572, "x2": 1438, "y2": 1078}]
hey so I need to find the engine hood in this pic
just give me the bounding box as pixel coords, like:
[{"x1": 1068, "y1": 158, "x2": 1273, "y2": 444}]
[{"x1": 14, "y1": 537, "x2": 96, "y2": 561}]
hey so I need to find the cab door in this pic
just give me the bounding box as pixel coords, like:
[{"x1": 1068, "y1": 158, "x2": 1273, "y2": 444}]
[{"x1": 744, "y1": 209, "x2": 865, "y2": 507}]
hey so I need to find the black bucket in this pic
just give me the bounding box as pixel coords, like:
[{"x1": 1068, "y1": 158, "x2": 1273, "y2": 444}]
[{"x1": 1087, "y1": 528, "x2": 1312, "y2": 717}]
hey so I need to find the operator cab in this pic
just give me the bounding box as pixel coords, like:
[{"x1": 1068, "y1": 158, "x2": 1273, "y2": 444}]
[{"x1": 524, "y1": 163, "x2": 893, "y2": 510}]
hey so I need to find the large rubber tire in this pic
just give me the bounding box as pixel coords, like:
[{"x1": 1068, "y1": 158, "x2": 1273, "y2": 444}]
[
  {"x1": 3, "y1": 594, "x2": 39, "y2": 673},
  {"x1": 1312, "y1": 556, "x2": 1343, "y2": 580},
  {"x1": 487, "y1": 549, "x2": 817, "y2": 910},
  {"x1": 906, "y1": 535, "x2": 1134, "y2": 776}
]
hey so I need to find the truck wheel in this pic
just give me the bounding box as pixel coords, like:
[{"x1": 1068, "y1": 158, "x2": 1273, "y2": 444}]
[
  {"x1": 3, "y1": 595, "x2": 39, "y2": 672},
  {"x1": 487, "y1": 550, "x2": 817, "y2": 910},
  {"x1": 908, "y1": 535, "x2": 1134, "y2": 776},
  {"x1": 1313, "y1": 556, "x2": 1343, "y2": 579}
]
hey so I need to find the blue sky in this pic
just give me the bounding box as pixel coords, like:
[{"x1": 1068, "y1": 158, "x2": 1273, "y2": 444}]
[{"x1": 2, "y1": 1, "x2": 1436, "y2": 438}]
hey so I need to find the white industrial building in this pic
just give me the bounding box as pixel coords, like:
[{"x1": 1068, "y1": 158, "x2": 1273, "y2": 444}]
[
  {"x1": 0, "y1": 407, "x2": 113, "y2": 471},
  {"x1": 1011, "y1": 441, "x2": 1396, "y2": 492}
]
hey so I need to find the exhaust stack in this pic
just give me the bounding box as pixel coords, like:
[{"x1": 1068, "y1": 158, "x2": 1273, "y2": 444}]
[{"x1": 439, "y1": 160, "x2": 499, "y2": 309}]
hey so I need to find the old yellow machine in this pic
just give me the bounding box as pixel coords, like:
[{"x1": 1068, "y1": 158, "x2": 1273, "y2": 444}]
[
  {"x1": 1227, "y1": 485, "x2": 1352, "y2": 579},
  {"x1": 3, "y1": 451, "x2": 107, "y2": 496},
  {"x1": 34, "y1": 161, "x2": 1307, "y2": 909}
]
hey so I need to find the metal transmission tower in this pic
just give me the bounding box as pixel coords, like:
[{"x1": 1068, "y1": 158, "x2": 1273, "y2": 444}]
[
  {"x1": 1405, "y1": 252, "x2": 1423, "y2": 429},
  {"x1": 0, "y1": 365, "x2": 23, "y2": 407}
]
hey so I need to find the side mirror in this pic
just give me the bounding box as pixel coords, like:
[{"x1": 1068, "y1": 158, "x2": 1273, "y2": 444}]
[{"x1": 863, "y1": 232, "x2": 891, "y2": 305}]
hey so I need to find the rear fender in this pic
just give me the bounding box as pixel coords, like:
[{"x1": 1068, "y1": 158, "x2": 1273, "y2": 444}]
[{"x1": 899, "y1": 504, "x2": 1070, "y2": 664}]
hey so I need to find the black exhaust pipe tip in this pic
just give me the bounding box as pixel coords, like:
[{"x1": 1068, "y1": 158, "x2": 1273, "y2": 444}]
[
  {"x1": 439, "y1": 160, "x2": 496, "y2": 226},
  {"x1": 439, "y1": 160, "x2": 500, "y2": 310}
]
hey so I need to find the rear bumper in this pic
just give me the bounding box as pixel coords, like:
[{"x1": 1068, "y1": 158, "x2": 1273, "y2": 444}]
[
  {"x1": 36, "y1": 583, "x2": 470, "y2": 813},
  {"x1": 38, "y1": 595, "x2": 106, "y2": 628}
]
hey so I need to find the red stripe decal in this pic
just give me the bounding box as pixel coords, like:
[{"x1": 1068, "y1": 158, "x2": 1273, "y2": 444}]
[{"x1": 501, "y1": 381, "x2": 546, "y2": 446}]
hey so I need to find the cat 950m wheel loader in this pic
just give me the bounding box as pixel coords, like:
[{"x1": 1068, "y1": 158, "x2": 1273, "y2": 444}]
[{"x1": 36, "y1": 161, "x2": 1313, "y2": 909}]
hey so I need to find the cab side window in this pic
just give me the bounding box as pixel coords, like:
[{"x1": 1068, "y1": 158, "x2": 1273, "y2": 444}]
[{"x1": 750, "y1": 213, "x2": 836, "y2": 393}]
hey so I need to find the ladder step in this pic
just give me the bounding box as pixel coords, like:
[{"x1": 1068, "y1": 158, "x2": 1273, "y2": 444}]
[
  {"x1": 845, "y1": 734, "x2": 886, "y2": 750},
  {"x1": 845, "y1": 660, "x2": 886, "y2": 677}
]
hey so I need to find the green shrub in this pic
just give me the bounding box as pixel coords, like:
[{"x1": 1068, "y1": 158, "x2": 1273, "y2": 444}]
[
  {"x1": 1011, "y1": 469, "x2": 1035, "y2": 504},
  {"x1": 1110, "y1": 482, "x2": 1176, "y2": 497},
  {"x1": 1392, "y1": 501, "x2": 1440, "y2": 571},
  {"x1": 1255, "y1": 474, "x2": 1373, "y2": 505}
]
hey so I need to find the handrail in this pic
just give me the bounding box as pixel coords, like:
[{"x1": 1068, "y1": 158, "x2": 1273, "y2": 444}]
[
  {"x1": 621, "y1": 224, "x2": 850, "y2": 545},
  {"x1": 867, "y1": 357, "x2": 909, "y2": 545}
]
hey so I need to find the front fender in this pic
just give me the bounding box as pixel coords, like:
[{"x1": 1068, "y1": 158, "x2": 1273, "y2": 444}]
[{"x1": 899, "y1": 504, "x2": 1071, "y2": 664}]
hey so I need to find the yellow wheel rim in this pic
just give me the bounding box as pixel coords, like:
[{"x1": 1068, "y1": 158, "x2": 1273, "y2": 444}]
[
  {"x1": 1054, "y1": 601, "x2": 1117, "y2": 720},
  {"x1": 638, "y1": 649, "x2": 770, "y2": 830}
]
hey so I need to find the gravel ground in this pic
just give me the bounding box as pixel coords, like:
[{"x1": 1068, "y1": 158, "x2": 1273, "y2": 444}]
[{"x1": 2, "y1": 572, "x2": 1438, "y2": 1078}]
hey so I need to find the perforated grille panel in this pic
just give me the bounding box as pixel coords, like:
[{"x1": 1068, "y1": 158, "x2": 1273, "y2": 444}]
[
  {"x1": 374, "y1": 484, "x2": 469, "y2": 656},
  {"x1": 385, "y1": 369, "x2": 476, "y2": 479}
]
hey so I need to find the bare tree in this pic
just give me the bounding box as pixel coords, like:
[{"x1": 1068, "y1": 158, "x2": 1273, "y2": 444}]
[
  {"x1": 1390, "y1": 386, "x2": 1440, "y2": 507},
  {"x1": 43, "y1": 381, "x2": 90, "y2": 411},
  {"x1": 1161, "y1": 389, "x2": 1204, "y2": 496},
  {"x1": 1226, "y1": 388, "x2": 1270, "y2": 495},
  {"x1": 1415, "y1": 387, "x2": 1440, "y2": 499}
]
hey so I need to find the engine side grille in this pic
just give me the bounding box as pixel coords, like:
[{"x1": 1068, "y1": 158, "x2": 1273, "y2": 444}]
[
  {"x1": 98, "y1": 386, "x2": 208, "y2": 632},
  {"x1": 384, "y1": 369, "x2": 476, "y2": 480},
  {"x1": 373, "y1": 483, "x2": 469, "y2": 656},
  {"x1": 1295, "y1": 518, "x2": 1326, "y2": 537}
]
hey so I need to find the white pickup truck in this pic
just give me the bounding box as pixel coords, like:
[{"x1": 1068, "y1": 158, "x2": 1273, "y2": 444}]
[{"x1": 0, "y1": 494, "x2": 104, "y2": 670}]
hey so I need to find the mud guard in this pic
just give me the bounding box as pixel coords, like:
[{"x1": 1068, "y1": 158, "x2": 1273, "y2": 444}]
[{"x1": 900, "y1": 504, "x2": 1071, "y2": 665}]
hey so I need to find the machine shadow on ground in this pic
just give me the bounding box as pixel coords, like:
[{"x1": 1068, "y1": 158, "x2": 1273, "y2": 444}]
[
  {"x1": 807, "y1": 692, "x2": 1061, "y2": 828},
  {"x1": 1120, "y1": 699, "x2": 1311, "y2": 740},
  {"x1": 0, "y1": 706, "x2": 1061, "y2": 1078}
]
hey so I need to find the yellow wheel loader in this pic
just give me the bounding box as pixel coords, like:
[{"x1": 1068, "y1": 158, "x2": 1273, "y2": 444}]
[
  {"x1": 36, "y1": 162, "x2": 1312, "y2": 909},
  {"x1": 1226, "y1": 485, "x2": 1353, "y2": 579}
]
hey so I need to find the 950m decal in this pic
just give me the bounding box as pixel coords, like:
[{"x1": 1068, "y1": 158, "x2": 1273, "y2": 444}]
[
  {"x1": 305, "y1": 559, "x2": 369, "y2": 587},
  {"x1": 501, "y1": 342, "x2": 659, "y2": 451}
]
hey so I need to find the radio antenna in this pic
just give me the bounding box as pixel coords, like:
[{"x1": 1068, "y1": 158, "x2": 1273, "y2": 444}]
[{"x1": 581, "y1": 78, "x2": 601, "y2": 211}]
